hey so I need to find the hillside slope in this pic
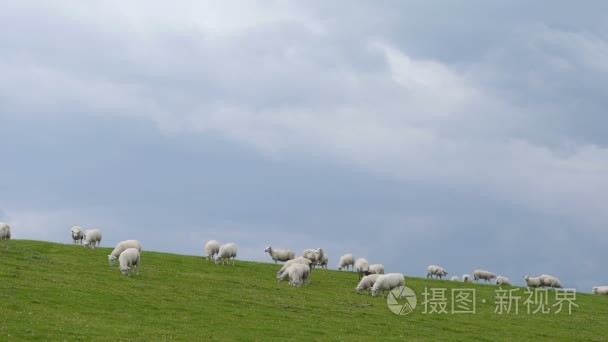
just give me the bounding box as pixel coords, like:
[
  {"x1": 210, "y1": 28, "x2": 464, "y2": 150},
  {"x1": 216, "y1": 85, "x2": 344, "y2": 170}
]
[{"x1": 1, "y1": 240, "x2": 607, "y2": 340}]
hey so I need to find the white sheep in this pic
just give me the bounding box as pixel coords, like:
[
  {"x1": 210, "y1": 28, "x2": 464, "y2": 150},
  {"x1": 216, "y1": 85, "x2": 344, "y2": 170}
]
[
  {"x1": 462, "y1": 274, "x2": 472, "y2": 283},
  {"x1": 317, "y1": 253, "x2": 328, "y2": 269},
  {"x1": 302, "y1": 248, "x2": 324, "y2": 268},
  {"x1": 83, "y1": 229, "x2": 102, "y2": 248},
  {"x1": 451, "y1": 276, "x2": 460, "y2": 282},
  {"x1": 264, "y1": 246, "x2": 295, "y2": 264},
  {"x1": 337, "y1": 253, "x2": 355, "y2": 271},
  {"x1": 204, "y1": 240, "x2": 220, "y2": 260},
  {"x1": 366, "y1": 264, "x2": 385, "y2": 275},
  {"x1": 371, "y1": 273, "x2": 405, "y2": 297},
  {"x1": 0, "y1": 222, "x2": 11, "y2": 240},
  {"x1": 355, "y1": 274, "x2": 381, "y2": 294},
  {"x1": 70, "y1": 226, "x2": 83, "y2": 244},
  {"x1": 427, "y1": 265, "x2": 448, "y2": 280},
  {"x1": 277, "y1": 263, "x2": 311, "y2": 287},
  {"x1": 592, "y1": 286, "x2": 608, "y2": 295},
  {"x1": 277, "y1": 257, "x2": 313, "y2": 277},
  {"x1": 524, "y1": 275, "x2": 543, "y2": 288},
  {"x1": 355, "y1": 258, "x2": 369, "y2": 279},
  {"x1": 496, "y1": 276, "x2": 512, "y2": 286},
  {"x1": 539, "y1": 274, "x2": 563, "y2": 289},
  {"x1": 108, "y1": 240, "x2": 142, "y2": 266},
  {"x1": 473, "y1": 269, "x2": 496, "y2": 283},
  {"x1": 119, "y1": 248, "x2": 141, "y2": 276},
  {"x1": 215, "y1": 243, "x2": 237, "y2": 265}
]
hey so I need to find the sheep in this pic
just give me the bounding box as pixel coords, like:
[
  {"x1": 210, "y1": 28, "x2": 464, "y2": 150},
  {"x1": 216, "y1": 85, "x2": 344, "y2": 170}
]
[
  {"x1": 337, "y1": 253, "x2": 355, "y2": 271},
  {"x1": 355, "y1": 258, "x2": 369, "y2": 279},
  {"x1": 277, "y1": 257, "x2": 313, "y2": 277},
  {"x1": 83, "y1": 229, "x2": 102, "y2": 248},
  {"x1": 427, "y1": 265, "x2": 448, "y2": 280},
  {"x1": 264, "y1": 246, "x2": 295, "y2": 264},
  {"x1": 462, "y1": 274, "x2": 472, "y2": 283},
  {"x1": 473, "y1": 269, "x2": 496, "y2": 283},
  {"x1": 496, "y1": 276, "x2": 512, "y2": 286},
  {"x1": 592, "y1": 286, "x2": 608, "y2": 295},
  {"x1": 365, "y1": 264, "x2": 385, "y2": 276},
  {"x1": 355, "y1": 274, "x2": 381, "y2": 294},
  {"x1": 317, "y1": 253, "x2": 328, "y2": 269},
  {"x1": 302, "y1": 248, "x2": 324, "y2": 268},
  {"x1": 539, "y1": 274, "x2": 563, "y2": 289},
  {"x1": 70, "y1": 226, "x2": 83, "y2": 244},
  {"x1": 119, "y1": 248, "x2": 141, "y2": 276},
  {"x1": 277, "y1": 263, "x2": 311, "y2": 287},
  {"x1": 108, "y1": 240, "x2": 142, "y2": 266},
  {"x1": 371, "y1": 273, "x2": 405, "y2": 297},
  {"x1": 215, "y1": 243, "x2": 237, "y2": 265},
  {"x1": 524, "y1": 275, "x2": 543, "y2": 288},
  {"x1": 451, "y1": 276, "x2": 460, "y2": 282},
  {"x1": 204, "y1": 240, "x2": 220, "y2": 260},
  {"x1": 0, "y1": 222, "x2": 10, "y2": 240}
]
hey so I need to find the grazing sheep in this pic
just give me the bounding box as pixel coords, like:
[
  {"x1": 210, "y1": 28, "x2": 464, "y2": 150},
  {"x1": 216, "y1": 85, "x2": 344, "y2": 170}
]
[
  {"x1": 371, "y1": 273, "x2": 405, "y2": 297},
  {"x1": 317, "y1": 253, "x2": 328, "y2": 269},
  {"x1": 277, "y1": 257, "x2": 313, "y2": 277},
  {"x1": 496, "y1": 276, "x2": 512, "y2": 286},
  {"x1": 303, "y1": 248, "x2": 324, "y2": 268},
  {"x1": 108, "y1": 240, "x2": 142, "y2": 266},
  {"x1": 204, "y1": 240, "x2": 220, "y2": 260},
  {"x1": 524, "y1": 275, "x2": 543, "y2": 288},
  {"x1": 337, "y1": 254, "x2": 355, "y2": 271},
  {"x1": 473, "y1": 269, "x2": 496, "y2": 283},
  {"x1": 365, "y1": 264, "x2": 385, "y2": 275},
  {"x1": 462, "y1": 274, "x2": 472, "y2": 283},
  {"x1": 0, "y1": 222, "x2": 11, "y2": 240},
  {"x1": 355, "y1": 258, "x2": 369, "y2": 279},
  {"x1": 539, "y1": 274, "x2": 563, "y2": 289},
  {"x1": 119, "y1": 248, "x2": 141, "y2": 276},
  {"x1": 355, "y1": 274, "x2": 381, "y2": 294},
  {"x1": 83, "y1": 229, "x2": 102, "y2": 248},
  {"x1": 592, "y1": 286, "x2": 608, "y2": 295},
  {"x1": 427, "y1": 265, "x2": 448, "y2": 280},
  {"x1": 277, "y1": 263, "x2": 311, "y2": 287},
  {"x1": 70, "y1": 226, "x2": 83, "y2": 244},
  {"x1": 215, "y1": 243, "x2": 237, "y2": 265},
  {"x1": 451, "y1": 276, "x2": 460, "y2": 282},
  {"x1": 264, "y1": 246, "x2": 295, "y2": 264}
]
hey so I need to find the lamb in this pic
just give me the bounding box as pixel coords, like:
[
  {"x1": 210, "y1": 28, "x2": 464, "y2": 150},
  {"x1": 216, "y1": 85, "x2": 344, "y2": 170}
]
[
  {"x1": 108, "y1": 240, "x2": 142, "y2": 266},
  {"x1": 365, "y1": 264, "x2": 385, "y2": 275},
  {"x1": 462, "y1": 274, "x2": 472, "y2": 283},
  {"x1": 524, "y1": 275, "x2": 543, "y2": 288},
  {"x1": 451, "y1": 276, "x2": 460, "y2": 282},
  {"x1": 277, "y1": 263, "x2": 311, "y2": 287},
  {"x1": 473, "y1": 269, "x2": 496, "y2": 283},
  {"x1": 355, "y1": 258, "x2": 369, "y2": 279},
  {"x1": 496, "y1": 276, "x2": 512, "y2": 286},
  {"x1": 355, "y1": 274, "x2": 381, "y2": 294},
  {"x1": 277, "y1": 257, "x2": 313, "y2": 277},
  {"x1": 0, "y1": 222, "x2": 10, "y2": 240},
  {"x1": 337, "y1": 253, "x2": 355, "y2": 271},
  {"x1": 317, "y1": 253, "x2": 328, "y2": 269},
  {"x1": 264, "y1": 246, "x2": 295, "y2": 264},
  {"x1": 204, "y1": 240, "x2": 220, "y2": 260},
  {"x1": 592, "y1": 286, "x2": 608, "y2": 295},
  {"x1": 427, "y1": 265, "x2": 448, "y2": 280},
  {"x1": 70, "y1": 226, "x2": 83, "y2": 244},
  {"x1": 371, "y1": 273, "x2": 405, "y2": 297},
  {"x1": 215, "y1": 243, "x2": 237, "y2": 265},
  {"x1": 83, "y1": 229, "x2": 102, "y2": 248},
  {"x1": 539, "y1": 274, "x2": 563, "y2": 289},
  {"x1": 118, "y1": 248, "x2": 141, "y2": 276}
]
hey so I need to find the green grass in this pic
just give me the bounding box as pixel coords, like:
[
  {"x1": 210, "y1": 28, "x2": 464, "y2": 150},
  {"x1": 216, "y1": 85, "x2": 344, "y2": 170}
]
[{"x1": 1, "y1": 240, "x2": 607, "y2": 341}]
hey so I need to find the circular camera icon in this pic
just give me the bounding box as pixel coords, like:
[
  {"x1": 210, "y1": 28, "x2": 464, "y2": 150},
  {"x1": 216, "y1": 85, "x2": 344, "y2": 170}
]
[{"x1": 387, "y1": 286, "x2": 417, "y2": 315}]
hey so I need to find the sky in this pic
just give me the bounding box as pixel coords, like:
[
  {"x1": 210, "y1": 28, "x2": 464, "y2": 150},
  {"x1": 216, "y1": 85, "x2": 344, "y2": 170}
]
[{"x1": 1, "y1": 1, "x2": 607, "y2": 292}]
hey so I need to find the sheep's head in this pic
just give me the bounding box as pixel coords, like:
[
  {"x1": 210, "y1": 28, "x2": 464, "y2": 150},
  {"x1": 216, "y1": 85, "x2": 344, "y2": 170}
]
[
  {"x1": 107, "y1": 255, "x2": 117, "y2": 265},
  {"x1": 120, "y1": 266, "x2": 131, "y2": 276},
  {"x1": 264, "y1": 246, "x2": 272, "y2": 253},
  {"x1": 371, "y1": 288, "x2": 380, "y2": 297},
  {"x1": 593, "y1": 287, "x2": 598, "y2": 294},
  {"x1": 214, "y1": 255, "x2": 222, "y2": 264}
]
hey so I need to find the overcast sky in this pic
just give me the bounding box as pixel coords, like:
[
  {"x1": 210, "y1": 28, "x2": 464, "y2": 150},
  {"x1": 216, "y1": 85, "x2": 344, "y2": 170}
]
[{"x1": 1, "y1": 1, "x2": 607, "y2": 292}]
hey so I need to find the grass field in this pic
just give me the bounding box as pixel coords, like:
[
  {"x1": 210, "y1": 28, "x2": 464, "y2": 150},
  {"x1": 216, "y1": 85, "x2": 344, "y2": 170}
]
[{"x1": 1, "y1": 240, "x2": 607, "y2": 341}]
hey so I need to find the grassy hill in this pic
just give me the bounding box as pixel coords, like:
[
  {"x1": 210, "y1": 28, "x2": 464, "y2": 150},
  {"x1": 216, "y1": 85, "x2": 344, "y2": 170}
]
[{"x1": 1, "y1": 240, "x2": 607, "y2": 341}]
